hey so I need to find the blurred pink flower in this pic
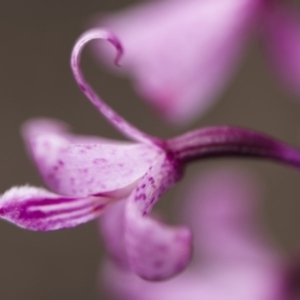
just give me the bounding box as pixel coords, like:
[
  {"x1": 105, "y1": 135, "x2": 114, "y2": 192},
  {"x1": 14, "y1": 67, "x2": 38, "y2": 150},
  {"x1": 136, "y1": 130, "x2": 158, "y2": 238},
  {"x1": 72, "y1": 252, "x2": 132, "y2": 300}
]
[
  {"x1": 100, "y1": 168, "x2": 291, "y2": 300},
  {"x1": 263, "y1": 2, "x2": 300, "y2": 97},
  {"x1": 1, "y1": 29, "x2": 300, "y2": 281},
  {"x1": 93, "y1": 0, "x2": 300, "y2": 124}
]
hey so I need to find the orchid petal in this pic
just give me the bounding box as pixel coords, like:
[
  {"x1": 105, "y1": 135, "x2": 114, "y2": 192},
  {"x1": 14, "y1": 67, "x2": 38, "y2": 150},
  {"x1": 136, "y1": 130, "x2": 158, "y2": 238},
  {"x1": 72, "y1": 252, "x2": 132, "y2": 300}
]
[
  {"x1": 99, "y1": 200, "x2": 129, "y2": 268},
  {"x1": 124, "y1": 156, "x2": 192, "y2": 281},
  {"x1": 23, "y1": 118, "x2": 162, "y2": 197},
  {"x1": 72, "y1": 29, "x2": 160, "y2": 145},
  {"x1": 94, "y1": 0, "x2": 259, "y2": 124},
  {"x1": 182, "y1": 168, "x2": 278, "y2": 264},
  {"x1": 101, "y1": 168, "x2": 284, "y2": 300},
  {"x1": 102, "y1": 262, "x2": 207, "y2": 300},
  {"x1": 263, "y1": 4, "x2": 300, "y2": 96},
  {"x1": 0, "y1": 186, "x2": 113, "y2": 231},
  {"x1": 103, "y1": 258, "x2": 283, "y2": 300}
]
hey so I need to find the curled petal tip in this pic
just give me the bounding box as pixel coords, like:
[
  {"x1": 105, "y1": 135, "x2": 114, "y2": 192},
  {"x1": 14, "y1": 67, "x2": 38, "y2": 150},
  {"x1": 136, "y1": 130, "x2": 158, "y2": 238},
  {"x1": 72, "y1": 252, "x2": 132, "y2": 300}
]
[
  {"x1": 107, "y1": 36, "x2": 123, "y2": 67},
  {"x1": 71, "y1": 28, "x2": 157, "y2": 145},
  {"x1": 73, "y1": 28, "x2": 124, "y2": 67}
]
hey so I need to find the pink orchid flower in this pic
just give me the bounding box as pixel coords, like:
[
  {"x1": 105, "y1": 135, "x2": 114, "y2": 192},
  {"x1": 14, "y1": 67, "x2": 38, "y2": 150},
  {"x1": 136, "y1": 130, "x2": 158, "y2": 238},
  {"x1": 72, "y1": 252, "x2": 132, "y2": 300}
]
[
  {"x1": 93, "y1": 0, "x2": 300, "y2": 124},
  {"x1": 1, "y1": 29, "x2": 300, "y2": 281},
  {"x1": 100, "y1": 168, "x2": 292, "y2": 300}
]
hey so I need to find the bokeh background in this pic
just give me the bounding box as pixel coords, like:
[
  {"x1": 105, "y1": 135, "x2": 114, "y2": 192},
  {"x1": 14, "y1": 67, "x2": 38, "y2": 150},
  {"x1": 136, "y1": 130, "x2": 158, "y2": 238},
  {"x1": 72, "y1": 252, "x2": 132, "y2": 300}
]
[{"x1": 0, "y1": 1, "x2": 300, "y2": 299}]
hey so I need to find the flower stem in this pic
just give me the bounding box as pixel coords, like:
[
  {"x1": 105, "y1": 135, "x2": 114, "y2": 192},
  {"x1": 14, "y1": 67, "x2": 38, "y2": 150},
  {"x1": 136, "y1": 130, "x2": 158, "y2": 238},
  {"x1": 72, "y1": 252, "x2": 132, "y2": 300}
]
[{"x1": 167, "y1": 126, "x2": 300, "y2": 168}]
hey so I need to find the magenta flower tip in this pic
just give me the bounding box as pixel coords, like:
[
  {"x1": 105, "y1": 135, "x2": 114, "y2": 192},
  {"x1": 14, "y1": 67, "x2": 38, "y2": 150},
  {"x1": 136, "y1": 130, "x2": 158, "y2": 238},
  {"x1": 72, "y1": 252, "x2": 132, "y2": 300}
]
[{"x1": 107, "y1": 36, "x2": 123, "y2": 67}]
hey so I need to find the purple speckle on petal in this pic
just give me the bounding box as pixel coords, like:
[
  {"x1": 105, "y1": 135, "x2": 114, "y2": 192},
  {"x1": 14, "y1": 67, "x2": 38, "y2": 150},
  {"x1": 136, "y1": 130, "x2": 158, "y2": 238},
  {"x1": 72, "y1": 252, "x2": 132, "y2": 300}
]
[
  {"x1": 79, "y1": 83, "x2": 86, "y2": 92},
  {"x1": 157, "y1": 244, "x2": 169, "y2": 253},
  {"x1": 154, "y1": 260, "x2": 164, "y2": 269},
  {"x1": 93, "y1": 158, "x2": 107, "y2": 164},
  {"x1": 135, "y1": 193, "x2": 146, "y2": 202},
  {"x1": 58, "y1": 160, "x2": 64, "y2": 166},
  {"x1": 112, "y1": 115, "x2": 121, "y2": 123}
]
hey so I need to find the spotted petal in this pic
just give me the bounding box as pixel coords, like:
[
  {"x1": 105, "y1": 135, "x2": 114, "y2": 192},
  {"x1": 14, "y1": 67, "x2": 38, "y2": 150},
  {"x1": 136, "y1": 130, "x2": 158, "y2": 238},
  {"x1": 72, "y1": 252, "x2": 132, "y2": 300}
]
[
  {"x1": 94, "y1": 0, "x2": 259, "y2": 124},
  {"x1": 0, "y1": 186, "x2": 113, "y2": 231},
  {"x1": 124, "y1": 156, "x2": 192, "y2": 280},
  {"x1": 100, "y1": 155, "x2": 192, "y2": 280},
  {"x1": 101, "y1": 168, "x2": 284, "y2": 299},
  {"x1": 22, "y1": 118, "x2": 162, "y2": 197},
  {"x1": 263, "y1": 3, "x2": 300, "y2": 96}
]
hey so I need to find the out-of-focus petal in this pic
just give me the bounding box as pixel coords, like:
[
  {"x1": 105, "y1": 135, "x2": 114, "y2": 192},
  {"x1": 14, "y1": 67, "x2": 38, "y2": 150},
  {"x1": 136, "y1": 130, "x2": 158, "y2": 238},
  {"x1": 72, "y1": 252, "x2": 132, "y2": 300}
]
[
  {"x1": 94, "y1": 0, "x2": 260, "y2": 124},
  {"x1": 101, "y1": 168, "x2": 285, "y2": 299},
  {"x1": 22, "y1": 118, "x2": 162, "y2": 197},
  {"x1": 0, "y1": 186, "x2": 113, "y2": 231},
  {"x1": 103, "y1": 259, "x2": 284, "y2": 300},
  {"x1": 182, "y1": 168, "x2": 277, "y2": 264},
  {"x1": 102, "y1": 261, "x2": 209, "y2": 300},
  {"x1": 124, "y1": 156, "x2": 192, "y2": 280},
  {"x1": 100, "y1": 200, "x2": 129, "y2": 268},
  {"x1": 263, "y1": 3, "x2": 300, "y2": 96}
]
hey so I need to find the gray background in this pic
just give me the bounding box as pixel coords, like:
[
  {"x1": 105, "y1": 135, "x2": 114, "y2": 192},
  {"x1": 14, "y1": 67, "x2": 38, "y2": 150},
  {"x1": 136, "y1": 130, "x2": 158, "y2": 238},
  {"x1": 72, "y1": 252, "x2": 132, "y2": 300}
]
[{"x1": 0, "y1": 1, "x2": 300, "y2": 299}]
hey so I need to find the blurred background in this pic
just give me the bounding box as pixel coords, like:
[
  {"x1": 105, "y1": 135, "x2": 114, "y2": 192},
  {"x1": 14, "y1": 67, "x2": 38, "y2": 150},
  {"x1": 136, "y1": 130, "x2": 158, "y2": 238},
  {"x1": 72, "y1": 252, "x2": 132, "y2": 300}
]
[{"x1": 0, "y1": 1, "x2": 300, "y2": 299}]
